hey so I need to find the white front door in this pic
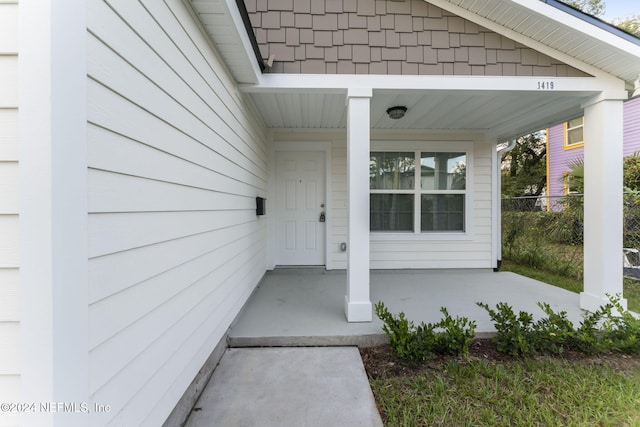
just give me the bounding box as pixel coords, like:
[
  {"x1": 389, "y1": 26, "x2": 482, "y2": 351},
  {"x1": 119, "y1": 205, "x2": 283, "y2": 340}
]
[{"x1": 275, "y1": 151, "x2": 326, "y2": 266}]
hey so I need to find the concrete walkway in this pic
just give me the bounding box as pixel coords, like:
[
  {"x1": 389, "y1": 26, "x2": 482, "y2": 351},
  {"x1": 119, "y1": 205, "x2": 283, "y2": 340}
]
[
  {"x1": 184, "y1": 347, "x2": 383, "y2": 427},
  {"x1": 185, "y1": 268, "x2": 588, "y2": 426}
]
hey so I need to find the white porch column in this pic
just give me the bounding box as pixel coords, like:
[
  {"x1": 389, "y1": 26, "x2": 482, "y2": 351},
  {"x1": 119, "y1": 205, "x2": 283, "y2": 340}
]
[
  {"x1": 345, "y1": 88, "x2": 373, "y2": 322},
  {"x1": 581, "y1": 96, "x2": 627, "y2": 311},
  {"x1": 20, "y1": 1, "x2": 89, "y2": 425}
]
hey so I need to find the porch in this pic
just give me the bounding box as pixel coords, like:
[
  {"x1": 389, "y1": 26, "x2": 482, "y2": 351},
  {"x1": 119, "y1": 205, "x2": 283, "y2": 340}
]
[{"x1": 228, "y1": 268, "x2": 585, "y2": 347}]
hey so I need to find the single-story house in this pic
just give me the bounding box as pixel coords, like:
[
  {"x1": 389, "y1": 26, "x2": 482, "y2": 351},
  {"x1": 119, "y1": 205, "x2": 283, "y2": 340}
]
[
  {"x1": 547, "y1": 96, "x2": 640, "y2": 199},
  {"x1": 2, "y1": 0, "x2": 640, "y2": 425}
]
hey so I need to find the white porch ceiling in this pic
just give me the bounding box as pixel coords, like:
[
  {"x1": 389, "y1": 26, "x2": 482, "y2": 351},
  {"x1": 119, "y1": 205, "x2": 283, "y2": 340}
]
[{"x1": 248, "y1": 90, "x2": 592, "y2": 140}]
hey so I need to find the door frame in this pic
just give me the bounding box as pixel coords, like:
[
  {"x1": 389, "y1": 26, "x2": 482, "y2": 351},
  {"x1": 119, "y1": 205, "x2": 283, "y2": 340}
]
[{"x1": 268, "y1": 140, "x2": 333, "y2": 270}]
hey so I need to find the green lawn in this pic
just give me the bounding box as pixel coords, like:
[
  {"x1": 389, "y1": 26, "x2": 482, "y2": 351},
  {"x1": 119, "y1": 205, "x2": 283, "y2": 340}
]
[
  {"x1": 367, "y1": 259, "x2": 640, "y2": 426},
  {"x1": 501, "y1": 260, "x2": 640, "y2": 313},
  {"x1": 370, "y1": 358, "x2": 640, "y2": 427}
]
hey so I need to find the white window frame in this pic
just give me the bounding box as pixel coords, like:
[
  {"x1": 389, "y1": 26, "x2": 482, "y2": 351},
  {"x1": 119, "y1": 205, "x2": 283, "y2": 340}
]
[
  {"x1": 370, "y1": 141, "x2": 473, "y2": 241},
  {"x1": 564, "y1": 116, "x2": 584, "y2": 149}
]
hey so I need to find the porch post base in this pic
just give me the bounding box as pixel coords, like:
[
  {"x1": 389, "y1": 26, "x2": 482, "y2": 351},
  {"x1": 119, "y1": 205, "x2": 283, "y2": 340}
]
[
  {"x1": 344, "y1": 297, "x2": 372, "y2": 322},
  {"x1": 580, "y1": 291, "x2": 627, "y2": 313}
]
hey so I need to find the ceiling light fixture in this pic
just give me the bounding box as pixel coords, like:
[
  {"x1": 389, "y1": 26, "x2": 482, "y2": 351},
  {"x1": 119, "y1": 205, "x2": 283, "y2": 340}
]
[{"x1": 386, "y1": 106, "x2": 407, "y2": 119}]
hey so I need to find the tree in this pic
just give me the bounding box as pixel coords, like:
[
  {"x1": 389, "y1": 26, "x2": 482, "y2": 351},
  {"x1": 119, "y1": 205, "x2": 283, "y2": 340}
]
[
  {"x1": 612, "y1": 14, "x2": 640, "y2": 37},
  {"x1": 501, "y1": 132, "x2": 547, "y2": 203},
  {"x1": 562, "y1": 154, "x2": 640, "y2": 193},
  {"x1": 565, "y1": 0, "x2": 640, "y2": 38},
  {"x1": 565, "y1": 0, "x2": 605, "y2": 17},
  {"x1": 624, "y1": 154, "x2": 640, "y2": 190},
  {"x1": 565, "y1": 158, "x2": 584, "y2": 194}
]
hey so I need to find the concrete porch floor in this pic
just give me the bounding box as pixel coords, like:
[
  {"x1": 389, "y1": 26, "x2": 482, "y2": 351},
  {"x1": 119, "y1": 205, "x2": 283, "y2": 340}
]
[{"x1": 229, "y1": 268, "x2": 585, "y2": 347}]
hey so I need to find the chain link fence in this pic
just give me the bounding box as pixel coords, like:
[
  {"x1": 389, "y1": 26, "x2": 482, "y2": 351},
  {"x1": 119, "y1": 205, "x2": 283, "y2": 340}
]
[
  {"x1": 501, "y1": 195, "x2": 583, "y2": 280},
  {"x1": 501, "y1": 193, "x2": 640, "y2": 280}
]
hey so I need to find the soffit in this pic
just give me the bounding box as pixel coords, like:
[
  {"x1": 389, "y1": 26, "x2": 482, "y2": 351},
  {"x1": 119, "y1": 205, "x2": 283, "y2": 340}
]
[
  {"x1": 432, "y1": 0, "x2": 640, "y2": 86},
  {"x1": 248, "y1": 90, "x2": 592, "y2": 141},
  {"x1": 190, "y1": 0, "x2": 260, "y2": 84}
]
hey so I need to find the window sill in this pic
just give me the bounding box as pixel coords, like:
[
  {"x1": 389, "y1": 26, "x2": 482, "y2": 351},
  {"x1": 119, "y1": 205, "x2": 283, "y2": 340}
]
[
  {"x1": 370, "y1": 231, "x2": 471, "y2": 241},
  {"x1": 563, "y1": 142, "x2": 584, "y2": 150}
]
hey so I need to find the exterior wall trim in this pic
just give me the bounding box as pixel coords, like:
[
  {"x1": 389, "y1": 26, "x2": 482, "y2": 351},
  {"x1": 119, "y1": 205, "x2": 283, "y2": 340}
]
[
  {"x1": 545, "y1": 128, "x2": 551, "y2": 211},
  {"x1": 491, "y1": 138, "x2": 499, "y2": 268},
  {"x1": 242, "y1": 74, "x2": 623, "y2": 95},
  {"x1": 19, "y1": 1, "x2": 89, "y2": 425}
]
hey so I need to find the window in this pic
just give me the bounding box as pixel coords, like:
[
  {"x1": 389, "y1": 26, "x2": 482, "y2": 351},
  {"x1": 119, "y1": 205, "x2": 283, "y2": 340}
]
[
  {"x1": 369, "y1": 152, "x2": 415, "y2": 231},
  {"x1": 370, "y1": 150, "x2": 467, "y2": 233},
  {"x1": 564, "y1": 117, "x2": 584, "y2": 149},
  {"x1": 563, "y1": 172, "x2": 581, "y2": 195}
]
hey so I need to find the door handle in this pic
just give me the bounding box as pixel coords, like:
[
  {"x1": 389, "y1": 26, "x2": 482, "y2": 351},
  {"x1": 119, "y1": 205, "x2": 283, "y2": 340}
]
[{"x1": 319, "y1": 212, "x2": 326, "y2": 222}]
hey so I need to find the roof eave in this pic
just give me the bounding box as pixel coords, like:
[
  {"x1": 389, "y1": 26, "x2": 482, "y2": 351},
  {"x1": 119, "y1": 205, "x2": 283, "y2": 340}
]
[
  {"x1": 188, "y1": 0, "x2": 263, "y2": 85},
  {"x1": 429, "y1": 0, "x2": 640, "y2": 88},
  {"x1": 541, "y1": 0, "x2": 640, "y2": 46}
]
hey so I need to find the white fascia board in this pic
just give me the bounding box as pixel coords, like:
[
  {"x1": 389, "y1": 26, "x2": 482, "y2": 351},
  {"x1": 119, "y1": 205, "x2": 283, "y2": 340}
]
[
  {"x1": 222, "y1": 0, "x2": 262, "y2": 83},
  {"x1": 427, "y1": 0, "x2": 636, "y2": 83},
  {"x1": 243, "y1": 73, "x2": 624, "y2": 96},
  {"x1": 511, "y1": 0, "x2": 640, "y2": 57},
  {"x1": 186, "y1": 0, "x2": 262, "y2": 84}
]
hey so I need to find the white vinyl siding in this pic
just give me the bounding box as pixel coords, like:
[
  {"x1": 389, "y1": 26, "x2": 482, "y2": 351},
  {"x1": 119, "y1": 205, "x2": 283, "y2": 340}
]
[
  {"x1": 87, "y1": 1, "x2": 267, "y2": 426},
  {"x1": 272, "y1": 132, "x2": 494, "y2": 270},
  {"x1": 0, "y1": 1, "x2": 20, "y2": 424}
]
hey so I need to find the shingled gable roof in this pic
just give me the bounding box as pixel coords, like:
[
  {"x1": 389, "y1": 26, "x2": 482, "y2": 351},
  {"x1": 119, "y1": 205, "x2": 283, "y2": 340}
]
[
  {"x1": 431, "y1": 0, "x2": 640, "y2": 87},
  {"x1": 191, "y1": 0, "x2": 640, "y2": 88}
]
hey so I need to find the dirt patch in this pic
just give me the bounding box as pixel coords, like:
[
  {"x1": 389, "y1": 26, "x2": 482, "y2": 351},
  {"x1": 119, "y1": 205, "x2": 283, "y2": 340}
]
[{"x1": 359, "y1": 338, "x2": 640, "y2": 380}]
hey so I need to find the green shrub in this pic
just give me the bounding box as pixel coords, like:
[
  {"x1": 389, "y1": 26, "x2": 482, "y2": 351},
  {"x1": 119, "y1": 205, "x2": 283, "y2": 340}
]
[
  {"x1": 531, "y1": 303, "x2": 577, "y2": 354},
  {"x1": 374, "y1": 302, "x2": 476, "y2": 363},
  {"x1": 435, "y1": 307, "x2": 477, "y2": 357},
  {"x1": 624, "y1": 153, "x2": 640, "y2": 191},
  {"x1": 571, "y1": 304, "x2": 609, "y2": 354},
  {"x1": 374, "y1": 302, "x2": 415, "y2": 361},
  {"x1": 476, "y1": 302, "x2": 534, "y2": 356},
  {"x1": 478, "y1": 296, "x2": 640, "y2": 356},
  {"x1": 600, "y1": 297, "x2": 640, "y2": 354}
]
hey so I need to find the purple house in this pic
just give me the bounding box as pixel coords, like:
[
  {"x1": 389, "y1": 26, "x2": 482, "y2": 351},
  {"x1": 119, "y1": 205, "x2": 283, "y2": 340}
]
[{"x1": 546, "y1": 96, "x2": 640, "y2": 201}]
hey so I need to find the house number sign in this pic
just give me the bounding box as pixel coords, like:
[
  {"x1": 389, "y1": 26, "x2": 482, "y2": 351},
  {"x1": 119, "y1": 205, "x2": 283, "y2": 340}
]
[{"x1": 537, "y1": 81, "x2": 556, "y2": 90}]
